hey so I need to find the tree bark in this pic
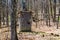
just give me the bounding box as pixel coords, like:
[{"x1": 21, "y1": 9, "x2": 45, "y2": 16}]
[
  {"x1": 0, "y1": 9, "x2": 1, "y2": 28},
  {"x1": 53, "y1": 0, "x2": 56, "y2": 22},
  {"x1": 6, "y1": 0, "x2": 9, "y2": 27},
  {"x1": 57, "y1": 9, "x2": 60, "y2": 29},
  {"x1": 0, "y1": 10, "x2": 1, "y2": 28},
  {"x1": 2, "y1": 8, "x2": 5, "y2": 25},
  {"x1": 11, "y1": 0, "x2": 18, "y2": 40}
]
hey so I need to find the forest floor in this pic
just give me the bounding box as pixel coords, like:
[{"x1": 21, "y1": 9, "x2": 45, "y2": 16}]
[
  {"x1": 0, "y1": 21, "x2": 60, "y2": 40},
  {"x1": 0, "y1": 26, "x2": 60, "y2": 40}
]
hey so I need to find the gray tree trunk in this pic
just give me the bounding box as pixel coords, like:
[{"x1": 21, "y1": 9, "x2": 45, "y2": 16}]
[
  {"x1": 11, "y1": 0, "x2": 18, "y2": 40},
  {"x1": 6, "y1": 0, "x2": 9, "y2": 27},
  {"x1": 53, "y1": 0, "x2": 56, "y2": 22},
  {"x1": 57, "y1": 9, "x2": 60, "y2": 29},
  {"x1": 2, "y1": 8, "x2": 5, "y2": 25},
  {"x1": 0, "y1": 0, "x2": 2, "y2": 28}
]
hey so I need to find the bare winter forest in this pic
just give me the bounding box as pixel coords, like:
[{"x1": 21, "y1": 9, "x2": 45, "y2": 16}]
[{"x1": 0, "y1": 0, "x2": 60, "y2": 40}]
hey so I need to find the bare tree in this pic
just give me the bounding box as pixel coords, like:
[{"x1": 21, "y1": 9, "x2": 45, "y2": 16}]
[
  {"x1": 57, "y1": 8, "x2": 60, "y2": 29},
  {"x1": 6, "y1": 0, "x2": 9, "y2": 27},
  {"x1": 11, "y1": 0, "x2": 18, "y2": 40},
  {"x1": 49, "y1": 0, "x2": 53, "y2": 19},
  {"x1": 2, "y1": 7, "x2": 5, "y2": 25},
  {"x1": 53, "y1": 0, "x2": 56, "y2": 22},
  {"x1": 0, "y1": 0, "x2": 2, "y2": 28}
]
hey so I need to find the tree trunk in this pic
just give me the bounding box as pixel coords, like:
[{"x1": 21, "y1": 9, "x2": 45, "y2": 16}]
[
  {"x1": 11, "y1": 0, "x2": 18, "y2": 40},
  {"x1": 0, "y1": 10, "x2": 1, "y2": 28},
  {"x1": 50, "y1": 0, "x2": 53, "y2": 19},
  {"x1": 6, "y1": 0, "x2": 9, "y2": 27},
  {"x1": 2, "y1": 8, "x2": 5, "y2": 25},
  {"x1": 53, "y1": 0, "x2": 56, "y2": 22},
  {"x1": 57, "y1": 15, "x2": 59, "y2": 29},
  {"x1": 0, "y1": 8, "x2": 1, "y2": 28},
  {"x1": 57, "y1": 8, "x2": 60, "y2": 29}
]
